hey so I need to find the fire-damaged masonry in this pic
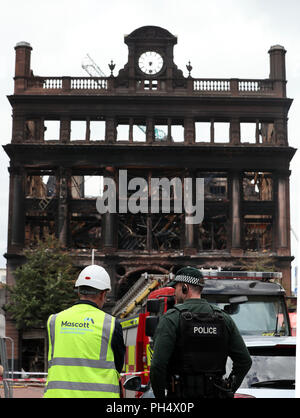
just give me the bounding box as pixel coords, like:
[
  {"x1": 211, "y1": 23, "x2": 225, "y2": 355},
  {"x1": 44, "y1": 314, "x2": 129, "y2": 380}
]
[{"x1": 3, "y1": 27, "x2": 295, "y2": 368}]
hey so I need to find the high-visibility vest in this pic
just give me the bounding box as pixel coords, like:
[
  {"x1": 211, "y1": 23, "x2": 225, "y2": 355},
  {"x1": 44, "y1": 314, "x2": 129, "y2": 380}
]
[{"x1": 44, "y1": 303, "x2": 120, "y2": 398}]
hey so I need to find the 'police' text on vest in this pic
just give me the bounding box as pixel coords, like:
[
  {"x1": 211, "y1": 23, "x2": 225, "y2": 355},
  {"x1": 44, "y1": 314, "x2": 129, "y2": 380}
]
[{"x1": 193, "y1": 326, "x2": 217, "y2": 335}]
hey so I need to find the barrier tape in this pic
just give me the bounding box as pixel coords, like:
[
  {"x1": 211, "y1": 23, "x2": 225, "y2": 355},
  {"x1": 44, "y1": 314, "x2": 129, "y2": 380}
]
[
  {"x1": 4, "y1": 378, "x2": 46, "y2": 383},
  {"x1": 120, "y1": 371, "x2": 149, "y2": 377}
]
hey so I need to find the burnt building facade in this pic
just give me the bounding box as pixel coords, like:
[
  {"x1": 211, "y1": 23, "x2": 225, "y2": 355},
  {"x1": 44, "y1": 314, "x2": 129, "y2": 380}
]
[{"x1": 3, "y1": 26, "x2": 295, "y2": 365}]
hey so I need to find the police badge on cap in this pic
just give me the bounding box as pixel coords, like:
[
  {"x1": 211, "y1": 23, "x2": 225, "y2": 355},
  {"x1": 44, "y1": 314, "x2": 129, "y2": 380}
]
[{"x1": 168, "y1": 266, "x2": 205, "y2": 288}]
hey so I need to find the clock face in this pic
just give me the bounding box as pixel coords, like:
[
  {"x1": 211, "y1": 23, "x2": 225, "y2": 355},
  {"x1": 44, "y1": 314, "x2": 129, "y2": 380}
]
[{"x1": 138, "y1": 51, "x2": 164, "y2": 75}]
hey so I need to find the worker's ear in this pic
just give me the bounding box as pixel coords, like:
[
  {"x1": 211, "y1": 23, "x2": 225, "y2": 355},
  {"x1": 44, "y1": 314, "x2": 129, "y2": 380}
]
[{"x1": 101, "y1": 290, "x2": 108, "y2": 303}]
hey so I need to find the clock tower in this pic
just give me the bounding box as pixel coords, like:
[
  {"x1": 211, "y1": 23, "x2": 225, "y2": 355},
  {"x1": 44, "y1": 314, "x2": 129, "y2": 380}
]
[{"x1": 116, "y1": 25, "x2": 185, "y2": 88}]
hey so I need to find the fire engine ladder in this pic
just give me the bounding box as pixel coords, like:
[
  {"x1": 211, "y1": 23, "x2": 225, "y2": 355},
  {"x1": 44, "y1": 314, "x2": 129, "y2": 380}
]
[{"x1": 112, "y1": 273, "x2": 171, "y2": 318}]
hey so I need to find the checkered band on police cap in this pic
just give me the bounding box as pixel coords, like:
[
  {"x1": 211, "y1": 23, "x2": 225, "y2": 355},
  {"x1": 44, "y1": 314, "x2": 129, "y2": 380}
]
[{"x1": 169, "y1": 267, "x2": 205, "y2": 287}]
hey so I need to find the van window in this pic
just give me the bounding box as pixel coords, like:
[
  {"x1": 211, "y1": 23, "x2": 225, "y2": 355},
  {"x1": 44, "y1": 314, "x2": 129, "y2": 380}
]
[{"x1": 204, "y1": 295, "x2": 289, "y2": 336}]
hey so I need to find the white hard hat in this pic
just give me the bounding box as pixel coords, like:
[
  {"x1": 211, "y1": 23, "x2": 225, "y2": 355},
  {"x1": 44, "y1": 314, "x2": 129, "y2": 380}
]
[{"x1": 75, "y1": 265, "x2": 111, "y2": 291}]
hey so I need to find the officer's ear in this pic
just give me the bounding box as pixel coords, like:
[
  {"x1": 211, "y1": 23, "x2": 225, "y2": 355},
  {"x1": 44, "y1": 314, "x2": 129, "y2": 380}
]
[{"x1": 182, "y1": 284, "x2": 188, "y2": 294}]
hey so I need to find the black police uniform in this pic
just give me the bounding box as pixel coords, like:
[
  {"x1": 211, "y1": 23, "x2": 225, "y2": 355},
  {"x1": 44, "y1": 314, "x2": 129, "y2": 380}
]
[{"x1": 150, "y1": 298, "x2": 252, "y2": 398}]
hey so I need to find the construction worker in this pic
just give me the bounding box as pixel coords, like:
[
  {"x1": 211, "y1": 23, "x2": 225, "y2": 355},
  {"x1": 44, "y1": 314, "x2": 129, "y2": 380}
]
[
  {"x1": 44, "y1": 265, "x2": 125, "y2": 398},
  {"x1": 150, "y1": 267, "x2": 252, "y2": 398}
]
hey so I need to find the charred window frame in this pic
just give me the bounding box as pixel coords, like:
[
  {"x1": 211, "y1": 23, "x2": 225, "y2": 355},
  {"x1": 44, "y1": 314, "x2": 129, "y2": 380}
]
[
  {"x1": 195, "y1": 172, "x2": 228, "y2": 251},
  {"x1": 203, "y1": 172, "x2": 228, "y2": 201},
  {"x1": 243, "y1": 172, "x2": 273, "y2": 201},
  {"x1": 69, "y1": 170, "x2": 103, "y2": 249},
  {"x1": 117, "y1": 169, "x2": 184, "y2": 251},
  {"x1": 243, "y1": 215, "x2": 273, "y2": 252},
  {"x1": 196, "y1": 215, "x2": 228, "y2": 251},
  {"x1": 70, "y1": 212, "x2": 102, "y2": 249},
  {"x1": 25, "y1": 171, "x2": 57, "y2": 247}
]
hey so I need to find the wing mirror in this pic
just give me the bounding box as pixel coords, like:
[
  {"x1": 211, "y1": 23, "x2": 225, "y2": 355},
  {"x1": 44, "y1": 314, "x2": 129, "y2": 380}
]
[
  {"x1": 123, "y1": 376, "x2": 147, "y2": 392},
  {"x1": 224, "y1": 296, "x2": 248, "y2": 315}
]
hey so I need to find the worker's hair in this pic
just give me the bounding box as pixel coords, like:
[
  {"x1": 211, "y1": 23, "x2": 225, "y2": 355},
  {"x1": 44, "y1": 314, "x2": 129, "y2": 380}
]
[{"x1": 78, "y1": 285, "x2": 101, "y2": 296}]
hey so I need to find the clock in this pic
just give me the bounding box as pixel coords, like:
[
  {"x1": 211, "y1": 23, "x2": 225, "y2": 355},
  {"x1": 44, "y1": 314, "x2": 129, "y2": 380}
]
[{"x1": 138, "y1": 51, "x2": 164, "y2": 75}]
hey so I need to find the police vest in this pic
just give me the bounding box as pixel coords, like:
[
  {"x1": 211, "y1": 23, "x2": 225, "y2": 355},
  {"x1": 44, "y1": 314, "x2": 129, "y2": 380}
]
[
  {"x1": 173, "y1": 305, "x2": 228, "y2": 376},
  {"x1": 44, "y1": 303, "x2": 120, "y2": 398}
]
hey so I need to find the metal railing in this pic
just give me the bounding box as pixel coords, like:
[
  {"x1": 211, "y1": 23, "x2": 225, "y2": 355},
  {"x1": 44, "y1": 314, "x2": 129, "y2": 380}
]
[{"x1": 0, "y1": 337, "x2": 14, "y2": 398}]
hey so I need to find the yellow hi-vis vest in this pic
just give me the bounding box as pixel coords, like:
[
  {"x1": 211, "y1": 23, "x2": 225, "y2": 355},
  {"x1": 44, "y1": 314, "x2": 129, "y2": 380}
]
[{"x1": 44, "y1": 303, "x2": 120, "y2": 398}]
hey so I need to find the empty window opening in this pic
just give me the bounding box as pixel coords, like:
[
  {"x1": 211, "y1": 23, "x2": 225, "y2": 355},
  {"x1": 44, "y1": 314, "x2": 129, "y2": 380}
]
[
  {"x1": 154, "y1": 124, "x2": 168, "y2": 142},
  {"x1": 71, "y1": 175, "x2": 104, "y2": 198},
  {"x1": 143, "y1": 80, "x2": 158, "y2": 90},
  {"x1": 133, "y1": 125, "x2": 146, "y2": 142},
  {"x1": 44, "y1": 120, "x2": 60, "y2": 141},
  {"x1": 214, "y1": 122, "x2": 230, "y2": 143},
  {"x1": 71, "y1": 121, "x2": 87, "y2": 141},
  {"x1": 71, "y1": 176, "x2": 85, "y2": 198},
  {"x1": 195, "y1": 122, "x2": 211, "y2": 142},
  {"x1": 117, "y1": 124, "x2": 130, "y2": 141},
  {"x1": 90, "y1": 120, "x2": 106, "y2": 141},
  {"x1": 240, "y1": 122, "x2": 257, "y2": 144},
  {"x1": 171, "y1": 125, "x2": 184, "y2": 142},
  {"x1": 83, "y1": 176, "x2": 104, "y2": 198},
  {"x1": 26, "y1": 175, "x2": 56, "y2": 199}
]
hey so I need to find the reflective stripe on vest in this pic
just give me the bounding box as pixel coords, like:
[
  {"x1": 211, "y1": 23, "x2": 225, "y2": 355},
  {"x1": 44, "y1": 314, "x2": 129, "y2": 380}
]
[
  {"x1": 44, "y1": 304, "x2": 120, "y2": 398},
  {"x1": 45, "y1": 381, "x2": 120, "y2": 393}
]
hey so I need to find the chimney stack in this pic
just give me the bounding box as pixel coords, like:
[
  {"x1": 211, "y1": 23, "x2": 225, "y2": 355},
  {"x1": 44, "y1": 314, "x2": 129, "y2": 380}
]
[
  {"x1": 14, "y1": 41, "x2": 32, "y2": 92},
  {"x1": 269, "y1": 44, "x2": 286, "y2": 80},
  {"x1": 268, "y1": 45, "x2": 286, "y2": 97}
]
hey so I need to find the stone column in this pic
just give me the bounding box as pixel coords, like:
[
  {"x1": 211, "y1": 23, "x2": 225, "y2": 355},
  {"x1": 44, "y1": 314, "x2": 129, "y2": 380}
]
[
  {"x1": 184, "y1": 117, "x2": 195, "y2": 144},
  {"x1": 230, "y1": 119, "x2": 240, "y2": 145},
  {"x1": 57, "y1": 168, "x2": 69, "y2": 247},
  {"x1": 184, "y1": 171, "x2": 196, "y2": 254},
  {"x1": 276, "y1": 173, "x2": 290, "y2": 256},
  {"x1": 147, "y1": 118, "x2": 154, "y2": 143},
  {"x1": 60, "y1": 118, "x2": 71, "y2": 143},
  {"x1": 11, "y1": 114, "x2": 25, "y2": 144},
  {"x1": 102, "y1": 168, "x2": 117, "y2": 252},
  {"x1": 105, "y1": 117, "x2": 116, "y2": 143},
  {"x1": 230, "y1": 171, "x2": 243, "y2": 256},
  {"x1": 10, "y1": 167, "x2": 26, "y2": 247}
]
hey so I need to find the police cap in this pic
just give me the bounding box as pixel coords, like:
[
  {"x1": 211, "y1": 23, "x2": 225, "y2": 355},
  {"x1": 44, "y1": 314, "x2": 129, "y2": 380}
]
[{"x1": 167, "y1": 266, "x2": 205, "y2": 288}]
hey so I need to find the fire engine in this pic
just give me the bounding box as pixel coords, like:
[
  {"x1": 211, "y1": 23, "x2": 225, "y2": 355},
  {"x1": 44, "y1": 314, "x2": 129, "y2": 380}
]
[{"x1": 114, "y1": 270, "x2": 292, "y2": 395}]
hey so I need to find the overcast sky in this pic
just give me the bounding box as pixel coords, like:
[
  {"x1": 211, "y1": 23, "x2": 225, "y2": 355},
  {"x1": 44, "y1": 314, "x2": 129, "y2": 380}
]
[{"x1": 0, "y1": 0, "x2": 299, "y2": 285}]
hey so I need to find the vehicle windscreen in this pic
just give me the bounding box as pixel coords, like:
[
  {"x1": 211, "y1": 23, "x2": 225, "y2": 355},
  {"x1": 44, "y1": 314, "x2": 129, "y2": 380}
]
[
  {"x1": 227, "y1": 346, "x2": 295, "y2": 389},
  {"x1": 204, "y1": 295, "x2": 289, "y2": 336}
]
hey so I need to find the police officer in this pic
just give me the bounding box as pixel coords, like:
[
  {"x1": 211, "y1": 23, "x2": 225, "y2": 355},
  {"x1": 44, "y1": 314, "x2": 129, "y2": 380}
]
[
  {"x1": 44, "y1": 264, "x2": 125, "y2": 398},
  {"x1": 150, "y1": 267, "x2": 252, "y2": 399}
]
